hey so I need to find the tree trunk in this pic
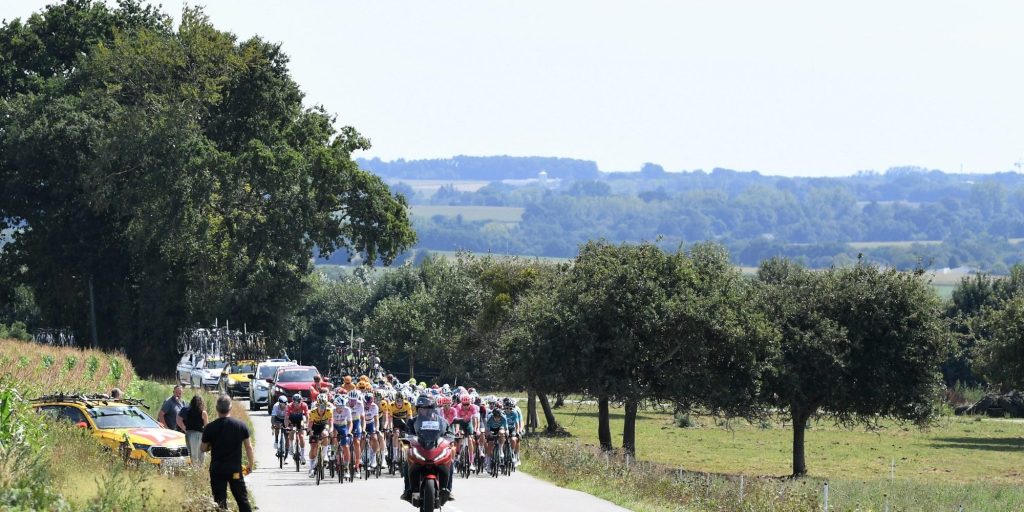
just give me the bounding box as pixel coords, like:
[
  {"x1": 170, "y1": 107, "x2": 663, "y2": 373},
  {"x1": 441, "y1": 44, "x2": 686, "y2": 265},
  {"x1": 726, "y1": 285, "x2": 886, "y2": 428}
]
[
  {"x1": 597, "y1": 395, "x2": 612, "y2": 451},
  {"x1": 527, "y1": 390, "x2": 539, "y2": 434},
  {"x1": 791, "y1": 405, "x2": 811, "y2": 477},
  {"x1": 408, "y1": 353, "x2": 415, "y2": 380},
  {"x1": 622, "y1": 399, "x2": 638, "y2": 457},
  {"x1": 537, "y1": 392, "x2": 560, "y2": 433}
]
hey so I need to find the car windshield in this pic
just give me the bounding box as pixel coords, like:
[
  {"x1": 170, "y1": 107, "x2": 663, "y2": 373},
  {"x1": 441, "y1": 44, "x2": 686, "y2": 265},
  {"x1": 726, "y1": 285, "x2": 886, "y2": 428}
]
[
  {"x1": 206, "y1": 360, "x2": 227, "y2": 370},
  {"x1": 231, "y1": 363, "x2": 254, "y2": 373},
  {"x1": 257, "y1": 366, "x2": 278, "y2": 379},
  {"x1": 87, "y1": 406, "x2": 161, "y2": 429},
  {"x1": 276, "y1": 369, "x2": 317, "y2": 382}
]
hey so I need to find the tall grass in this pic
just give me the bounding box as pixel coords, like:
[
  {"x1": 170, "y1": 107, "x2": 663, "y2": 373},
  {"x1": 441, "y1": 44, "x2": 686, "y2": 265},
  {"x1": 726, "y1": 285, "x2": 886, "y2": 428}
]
[{"x1": 0, "y1": 339, "x2": 247, "y2": 511}]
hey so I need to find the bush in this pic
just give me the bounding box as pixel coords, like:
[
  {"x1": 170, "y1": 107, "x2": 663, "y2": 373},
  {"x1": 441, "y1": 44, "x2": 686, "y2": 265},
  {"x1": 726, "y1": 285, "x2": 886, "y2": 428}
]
[
  {"x1": 0, "y1": 323, "x2": 31, "y2": 342},
  {"x1": 674, "y1": 410, "x2": 696, "y2": 428}
]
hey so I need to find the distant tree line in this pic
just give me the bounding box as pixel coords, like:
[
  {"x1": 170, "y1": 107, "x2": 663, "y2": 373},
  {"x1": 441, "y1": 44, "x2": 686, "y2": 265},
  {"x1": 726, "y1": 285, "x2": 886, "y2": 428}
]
[{"x1": 364, "y1": 158, "x2": 1024, "y2": 272}]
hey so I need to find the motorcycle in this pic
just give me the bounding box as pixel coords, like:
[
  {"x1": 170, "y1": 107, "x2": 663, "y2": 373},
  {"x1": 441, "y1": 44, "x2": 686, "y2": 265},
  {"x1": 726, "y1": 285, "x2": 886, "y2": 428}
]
[{"x1": 403, "y1": 420, "x2": 454, "y2": 511}]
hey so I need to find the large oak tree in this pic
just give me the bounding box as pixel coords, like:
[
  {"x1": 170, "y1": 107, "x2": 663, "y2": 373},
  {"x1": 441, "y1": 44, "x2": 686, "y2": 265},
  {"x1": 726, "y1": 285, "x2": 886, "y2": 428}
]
[{"x1": 0, "y1": 2, "x2": 415, "y2": 372}]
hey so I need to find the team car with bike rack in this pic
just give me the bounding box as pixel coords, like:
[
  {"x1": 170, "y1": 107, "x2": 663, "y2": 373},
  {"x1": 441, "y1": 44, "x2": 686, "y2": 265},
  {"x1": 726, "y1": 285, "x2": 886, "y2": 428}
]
[{"x1": 31, "y1": 394, "x2": 190, "y2": 468}]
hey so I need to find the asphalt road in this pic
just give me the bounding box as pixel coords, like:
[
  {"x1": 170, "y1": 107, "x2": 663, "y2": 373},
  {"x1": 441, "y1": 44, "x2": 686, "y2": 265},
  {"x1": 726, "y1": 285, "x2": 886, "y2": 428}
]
[{"x1": 241, "y1": 400, "x2": 627, "y2": 511}]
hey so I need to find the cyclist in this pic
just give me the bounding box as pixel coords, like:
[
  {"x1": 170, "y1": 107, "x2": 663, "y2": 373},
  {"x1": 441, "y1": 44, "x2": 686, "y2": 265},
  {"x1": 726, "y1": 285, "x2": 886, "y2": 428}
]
[
  {"x1": 363, "y1": 391, "x2": 381, "y2": 468},
  {"x1": 285, "y1": 393, "x2": 309, "y2": 465},
  {"x1": 331, "y1": 395, "x2": 354, "y2": 475},
  {"x1": 502, "y1": 397, "x2": 523, "y2": 466},
  {"x1": 452, "y1": 394, "x2": 479, "y2": 470},
  {"x1": 347, "y1": 390, "x2": 364, "y2": 472},
  {"x1": 385, "y1": 390, "x2": 415, "y2": 465},
  {"x1": 270, "y1": 395, "x2": 288, "y2": 458},
  {"x1": 484, "y1": 406, "x2": 509, "y2": 472},
  {"x1": 307, "y1": 394, "x2": 333, "y2": 477}
]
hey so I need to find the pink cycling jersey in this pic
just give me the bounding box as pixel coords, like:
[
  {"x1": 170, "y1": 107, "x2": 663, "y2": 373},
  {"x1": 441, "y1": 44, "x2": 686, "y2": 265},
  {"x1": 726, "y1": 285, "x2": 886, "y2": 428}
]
[
  {"x1": 454, "y1": 403, "x2": 478, "y2": 422},
  {"x1": 442, "y1": 406, "x2": 457, "y2": 424}
]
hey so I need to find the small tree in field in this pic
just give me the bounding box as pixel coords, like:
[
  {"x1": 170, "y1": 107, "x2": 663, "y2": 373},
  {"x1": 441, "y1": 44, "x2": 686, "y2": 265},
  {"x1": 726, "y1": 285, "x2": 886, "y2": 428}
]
[{"x1": 757, "y1": 259, "x2": 951, "y2": 476}]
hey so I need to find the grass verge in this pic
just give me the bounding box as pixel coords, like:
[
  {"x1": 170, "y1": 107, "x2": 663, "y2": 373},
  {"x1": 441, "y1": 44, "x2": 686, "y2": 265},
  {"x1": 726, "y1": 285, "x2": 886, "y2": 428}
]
[{"x1": 0, "y1": 338, "x2": 253, "y2": 511}]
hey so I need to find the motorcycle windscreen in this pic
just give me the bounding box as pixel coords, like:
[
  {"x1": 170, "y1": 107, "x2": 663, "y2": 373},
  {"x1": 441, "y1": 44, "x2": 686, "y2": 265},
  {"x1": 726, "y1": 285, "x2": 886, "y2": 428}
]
[{"x1": 417, "y1": 420, "x2": 444, "y2": 449}]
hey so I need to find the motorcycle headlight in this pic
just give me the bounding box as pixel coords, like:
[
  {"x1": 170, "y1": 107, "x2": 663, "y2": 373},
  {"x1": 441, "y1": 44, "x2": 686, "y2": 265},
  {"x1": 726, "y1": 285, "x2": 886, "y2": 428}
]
[{"x1": 433, "y1": 447, "x2": 451, "y2": 463}]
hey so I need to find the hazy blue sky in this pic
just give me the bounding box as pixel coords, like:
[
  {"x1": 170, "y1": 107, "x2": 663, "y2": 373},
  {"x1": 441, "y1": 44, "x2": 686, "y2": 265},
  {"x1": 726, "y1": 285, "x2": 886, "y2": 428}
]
[{"x1": 4, "y1": 1, "x2": 1023, "y2": 176}]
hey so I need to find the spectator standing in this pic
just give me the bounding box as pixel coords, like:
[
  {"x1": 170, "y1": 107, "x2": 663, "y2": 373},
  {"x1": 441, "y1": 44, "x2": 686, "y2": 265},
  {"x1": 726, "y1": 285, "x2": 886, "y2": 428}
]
[
  {"x1": 158, "y1": 385, "x2": 184, "y2": 432},
  {"x1": 201, "y1": 394, "x2": 253, "y2": 512},
  {"x1": 109, "y1": 388, "x2": 122, "y2": 400},
  {"x1": 177, "y1": 394, "x2": 209, "y2": 464}
]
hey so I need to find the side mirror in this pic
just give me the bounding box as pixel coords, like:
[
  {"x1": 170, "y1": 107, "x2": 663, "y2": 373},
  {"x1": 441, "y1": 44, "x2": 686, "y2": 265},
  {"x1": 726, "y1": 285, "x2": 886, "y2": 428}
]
[
  {"x1": 247, "y1": 374, "x2": 256, "y2": 380},
  {"x1": 75, "y1": 421, "x2": 88, "y2": 429},
  {"x1": 266, "y1": 378, "x2": 274, "y2": 384}
]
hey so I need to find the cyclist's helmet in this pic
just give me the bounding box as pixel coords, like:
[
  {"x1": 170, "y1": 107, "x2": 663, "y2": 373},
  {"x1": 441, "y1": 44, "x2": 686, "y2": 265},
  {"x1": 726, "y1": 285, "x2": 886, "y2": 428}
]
[
  {"x1": 460, "y1": 394, "x2": 472, "y2": 405},
  {"x1": 364, "y1": 393, "x2": 374, "y2": 403},
  {"x1": 347, "y1": 390, "x2": 361, "y2": 401},
  {"x1": 415, "y1": 395, "x2": 435, "y2": 409},
  {"x1": 503, "y1": 397, "x2": 514, "y2": 409},
  {"x1": 492, "y1": 407, "x2": 505, "y2": 417},
  {"x1": 334, "y1": 395, "x2": 346, "y2": 407},
  {"x1": 467, "y1": 387, "x2": 476, "y2": 395},
  {"x1": 395, "y1": 391, "x2": 406, "y2": 403},
  {"x1": 316, "y1": 394, "x2": 329, "y2": 407},
  {"x1": 278, "y1": 395, "x2": 287, "y2": 403},
  {"x1": 438, "y1": 396, "x2": 452, "y2": 407}
]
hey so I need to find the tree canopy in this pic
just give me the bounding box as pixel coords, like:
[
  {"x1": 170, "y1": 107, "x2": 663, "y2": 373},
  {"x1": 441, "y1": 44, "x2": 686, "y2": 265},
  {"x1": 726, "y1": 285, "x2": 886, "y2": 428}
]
[{"x1": 0, "y1": 1, "x2": 415, "y2": 372}]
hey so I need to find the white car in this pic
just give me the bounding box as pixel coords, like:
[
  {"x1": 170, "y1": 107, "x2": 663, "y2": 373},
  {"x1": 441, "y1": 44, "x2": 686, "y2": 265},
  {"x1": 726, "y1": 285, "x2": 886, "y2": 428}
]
[
  {"x1": 190, "y1": 358, "x2": 227, "y2": 390},
  {"x1": 248, "y1": 359, "x2": 296, "y2": 411},
  {"x1": 176, "y1": 352, "x2": 199, "y2": 387}
]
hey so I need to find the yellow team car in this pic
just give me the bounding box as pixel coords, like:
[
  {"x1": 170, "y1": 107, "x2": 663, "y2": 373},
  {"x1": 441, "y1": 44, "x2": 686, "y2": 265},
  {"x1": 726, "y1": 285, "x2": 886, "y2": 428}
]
[
  {"x1": 31, "y1": 394, "x2": 189, "y2": 467},
  {"x1": 218, "y1": 360, "x2": 256, "y2": 397}
]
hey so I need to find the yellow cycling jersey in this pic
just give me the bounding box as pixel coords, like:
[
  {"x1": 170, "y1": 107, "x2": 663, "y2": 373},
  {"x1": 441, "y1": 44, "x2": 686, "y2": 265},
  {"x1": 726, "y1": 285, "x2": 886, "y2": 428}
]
[
  {"x1": 385, "y1": 401, "x2": 414, "y2": 420},
  {"x1": 309, "y1": 407, "x2": 333, "y2": 424}
]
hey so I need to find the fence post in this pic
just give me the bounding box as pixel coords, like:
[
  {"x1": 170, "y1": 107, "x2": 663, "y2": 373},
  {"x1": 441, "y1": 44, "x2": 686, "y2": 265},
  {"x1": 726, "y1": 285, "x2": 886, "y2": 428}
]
[
  {"x1": 823, "y1": 482, "x2": 829, "y2": 512},
  {"x1": 739, "y1": 475, "x2": 745, "y2": 501}
]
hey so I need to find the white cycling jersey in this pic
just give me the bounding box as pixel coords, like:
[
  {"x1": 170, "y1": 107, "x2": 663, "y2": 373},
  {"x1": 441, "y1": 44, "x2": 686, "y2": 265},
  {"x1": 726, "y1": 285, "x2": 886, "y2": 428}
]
[
  {"x1": 349, "y1": 400, "x2": 364, "y2": 419},
  {"x1": 364, "y1": 402, "x2": 379, "y2": 424},
  {"x1": 333, "y1": 405, "x2": 353, "y2": 425}
]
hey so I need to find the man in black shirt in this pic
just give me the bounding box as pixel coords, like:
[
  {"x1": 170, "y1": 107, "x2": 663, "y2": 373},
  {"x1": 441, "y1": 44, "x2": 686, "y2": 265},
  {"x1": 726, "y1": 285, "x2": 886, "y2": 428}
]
[{"x1": 201, "y1": 394, "x2": 254, "y2": 512}]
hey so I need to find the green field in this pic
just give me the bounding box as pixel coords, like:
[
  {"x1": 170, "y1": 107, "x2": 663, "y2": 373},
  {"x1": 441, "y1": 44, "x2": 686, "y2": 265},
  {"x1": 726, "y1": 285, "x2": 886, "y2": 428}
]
[
  {"x1": 393, "y1": 179, "x2": 491, "y2": 194},
  {"x1": 526, "y1": 401, "x2": 1024, "y2": 511},
  {"x1": 411, "y1": 204, "x2": 524, "y2": 223},
  {"x1": 547, "y1": 402, "x2": 1024, "y2": 484},
  {"x1": 847, "y1": 240, "x2": 942, "y2": 249}
]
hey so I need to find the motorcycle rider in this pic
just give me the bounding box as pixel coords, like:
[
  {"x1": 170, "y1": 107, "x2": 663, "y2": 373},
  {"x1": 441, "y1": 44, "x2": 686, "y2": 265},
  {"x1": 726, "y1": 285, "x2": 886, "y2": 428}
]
[{"x1": 400, "y1": 395, "x2": 455, "y2": 503}]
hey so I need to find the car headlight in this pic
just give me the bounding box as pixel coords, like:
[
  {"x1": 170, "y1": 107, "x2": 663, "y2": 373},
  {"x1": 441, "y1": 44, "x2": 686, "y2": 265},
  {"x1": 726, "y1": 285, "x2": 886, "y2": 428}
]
[
  {"x1": 274, "y1": 386, "x2": 286, "y2": 395},
  {"x1": 131, "y1": 442, "x2": 153, "y2": 454},
  {"x1": 227, "y1": 378, "x2": 236, "y2": 386}
]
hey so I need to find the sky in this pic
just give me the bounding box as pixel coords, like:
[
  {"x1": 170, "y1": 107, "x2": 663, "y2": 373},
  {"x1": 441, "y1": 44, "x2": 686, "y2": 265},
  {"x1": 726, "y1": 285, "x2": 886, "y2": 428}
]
[{"x1": 4, "y1": 1, "x2": 1024, "y2": 177}]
